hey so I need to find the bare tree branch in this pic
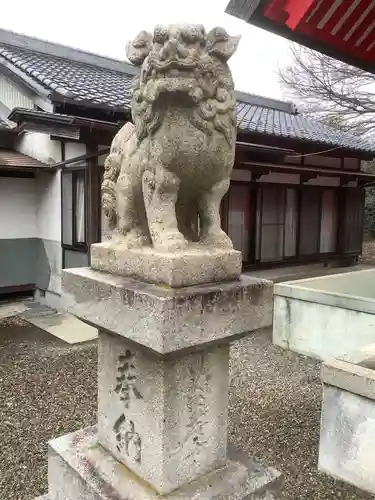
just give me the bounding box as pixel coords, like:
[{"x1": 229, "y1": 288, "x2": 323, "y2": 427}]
[{"x1": 279, "y1": 45, "x2": 375, "y2": 135}]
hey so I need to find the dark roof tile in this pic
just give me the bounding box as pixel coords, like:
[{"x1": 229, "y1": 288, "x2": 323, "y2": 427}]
[
  {"x1": 0, "y1": 44, "x2": 134, "y2": 110},
  {"x1": 0, "y1": 149, "x2": 48, "y2": 169},
  {"x1": 236, "y1": 101, "x2": 375, "y2": 153}
]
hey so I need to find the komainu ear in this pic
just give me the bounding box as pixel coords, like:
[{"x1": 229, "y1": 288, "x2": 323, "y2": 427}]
[
  {"x1": 126, "y1": 31, "x2": 153, "y2": 66},
  {"x1": 207, "y1": 27, "x2": 240, "y2": 61}
]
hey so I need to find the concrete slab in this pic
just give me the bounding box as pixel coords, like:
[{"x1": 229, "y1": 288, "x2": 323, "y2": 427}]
[
  {"x1": 246, "y1": 263, "x2": 371, "y2": 284},
  {"x1": 0, "y1": 298, "x2": 56, "y2": 321},
  {"x1": 20, "y1": 303, "x2": 57, "y2": 319},
  {"x1": 0, "y1": 300, "x2": 30, "y2": 319},
  {"x1": 319, "y1": 384, "x2": 375, "y2": 495},
  {"x1": 26, "y1": 312, "x2": 98, "y2": 344},
  {"x1": 321, "y1": 359, "x2": 375, "y2": 401},
  {"x1": 273, "y1": 268, "x2": 375, "y2": 360},
  {"x1": 319, "y1": 343, "x2": 375, "y2": 494}
]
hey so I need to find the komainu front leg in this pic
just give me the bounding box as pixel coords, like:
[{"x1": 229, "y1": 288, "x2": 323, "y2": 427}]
[
  {"x1": 142, "y1": 166, "x2": 187, "y2": 251},
  {"x1": 199, "y1": 178, "x2": 233, "y2": 248}
]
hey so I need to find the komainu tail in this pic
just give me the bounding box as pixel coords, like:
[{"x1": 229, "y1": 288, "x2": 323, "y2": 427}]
[{"x1": 102, "y1": 122, "x2": 135, "y2": 229}]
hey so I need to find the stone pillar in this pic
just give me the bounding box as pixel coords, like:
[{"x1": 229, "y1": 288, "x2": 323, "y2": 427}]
[
  {"x1": 98, "y1": 332, "x2": 229, "y2": 493},
  {"x1": 38, "y1": 266, "x2": 282, "y2": 500}
]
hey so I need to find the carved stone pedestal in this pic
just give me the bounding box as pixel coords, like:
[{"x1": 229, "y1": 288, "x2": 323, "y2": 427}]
[
  {"x1": 91, "y1": 241, "x2": 242, "y2": 288},
  {"x1": 35, "y1": 267, "x2": 281, "y2": 500}
]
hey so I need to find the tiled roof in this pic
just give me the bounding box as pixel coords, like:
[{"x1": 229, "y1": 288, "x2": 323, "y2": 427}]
[
  {"x1": 236, "y1": 99, "x2": 375, "y2": 154},
  {"x1": 0, "y1": 44, "x2": 134, "y2": 109},
  {"x1": 0, "y1": 29, "x2": 373, "y2": 154},
  {"x1": 0, "y1": 149, "x2": 49, "y2": 169}
]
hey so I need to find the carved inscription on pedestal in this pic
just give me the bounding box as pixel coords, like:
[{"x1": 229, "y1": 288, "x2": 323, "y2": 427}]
[
  {"x1": 113, "y1": 349, "x2": 143, "y2": 464},
  {"x1": 170, "y1": 353, "x2": 211, "y2": 462},
  {"x1": 115, "y1": 349, "x2": 143, "y2": 408},
  {"x1": 113, "y1": 414, "x2": 142, "y2": 463}
]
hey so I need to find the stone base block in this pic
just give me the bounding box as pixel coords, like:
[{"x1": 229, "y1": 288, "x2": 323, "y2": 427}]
[
  {"x1": 319, "y1": 360, "x2": 375, "y2": 495},
  {"x1": 62, "y1": 268, "x2": 273, "y2": 354},
  {"x1": 91, "y1": 241, "x2": 242, "y2": 288},
  {"x1": 45, "y1": 426, "x2": 282, "y2": 500}
]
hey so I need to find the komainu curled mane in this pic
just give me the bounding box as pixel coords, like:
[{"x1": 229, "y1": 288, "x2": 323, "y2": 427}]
[{"x1": 102, "y1": 24, "x2": 240, "y2": 252}]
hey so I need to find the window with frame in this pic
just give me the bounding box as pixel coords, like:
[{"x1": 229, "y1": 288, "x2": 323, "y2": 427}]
[{"x1": 62, "y1": 170, "x2": 86, "y2": 249}]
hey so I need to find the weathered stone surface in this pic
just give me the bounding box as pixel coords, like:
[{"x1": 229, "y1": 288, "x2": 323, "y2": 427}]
[
  {"x1": 321, "y1": 358, "x2": 375, "y2": 401},
  {"x1": 98, "y1": 331, "x2": 229, "y2": 493},
  {"x1": 91, "y1": 241, "x2": 241, "y2": 287},
  {"x1": 47, "y1": 426, "x2": 282, "y2": 500},
  {"x1": 102, "y1": 25, "x2": 240, "y2": 253},
  {"x1": 319, "y1": 384, "x2": 375, "y2": 495},
  {"x1": 62, "y1": 268, "x2": 273, "y2": 354}
]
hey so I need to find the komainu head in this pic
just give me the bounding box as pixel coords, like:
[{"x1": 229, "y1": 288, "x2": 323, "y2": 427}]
[{"x1": 126, "y1": 24, "x2": 240, "y2": 141}]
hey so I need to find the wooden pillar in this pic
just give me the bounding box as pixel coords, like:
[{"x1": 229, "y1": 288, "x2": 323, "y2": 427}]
[{"x1": 86, "y1": 146, "x2": 102, "y2": 263}]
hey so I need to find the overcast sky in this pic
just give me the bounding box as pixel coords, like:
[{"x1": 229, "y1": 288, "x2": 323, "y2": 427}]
[{"x1": 1, "y1": 0, "x2": 292, "y2": 99}]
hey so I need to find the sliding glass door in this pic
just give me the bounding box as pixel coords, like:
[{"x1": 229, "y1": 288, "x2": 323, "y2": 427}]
[
  {"x1": 299, "y1": 188, "x2": 321, "y2": 255},
  {"x1": 256, "y1": 185, "x2": 298, "y2": 263},
  {"x1": 259, "y1": 186, "x2": 285, "y2": 262},
  {"x1": 255, "y1": 185, "x2": 339, "y2": 264}
]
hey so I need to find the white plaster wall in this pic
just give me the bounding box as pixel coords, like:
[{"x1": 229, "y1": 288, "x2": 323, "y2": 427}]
[
  {"x1": 273, "y1": 295, "x2": 375, "y2": 360},
  {"x1": 0, "y1": 178, "x2": 36, "y2": 239},
  {"x1": 65, "y1": 142, "x2": 86, "y2": 160},
  {"x1": 36, "y1": 170, "x2": 61, "y2": 242},
  {"x1": 16, "y1": 132, "x2": 62, "y2": 165},
  {"x1": 35, "y1": 169, "x2": 62, "y2": 296}
]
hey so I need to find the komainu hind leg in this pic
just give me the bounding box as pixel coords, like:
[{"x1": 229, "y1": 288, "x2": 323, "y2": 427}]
[
  {"x1": 115, "y1": 173, "x2": 150, "y2": 248},
  {"x1": 198, "y1": 178, "x2": 233, "y2": 248}
]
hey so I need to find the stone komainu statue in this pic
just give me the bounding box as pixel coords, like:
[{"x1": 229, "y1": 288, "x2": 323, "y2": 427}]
[{"x1": 102, "y1": 24, "x2": 240, "y2": 252}]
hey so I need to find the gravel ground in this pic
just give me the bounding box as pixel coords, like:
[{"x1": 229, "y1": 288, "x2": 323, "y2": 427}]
[
  {"x1": 1, "y1": 318, "x2": 373, "y2": 499},
  {"x1": 0, "y1": 317, "x2": 97, "y2": 499}
]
